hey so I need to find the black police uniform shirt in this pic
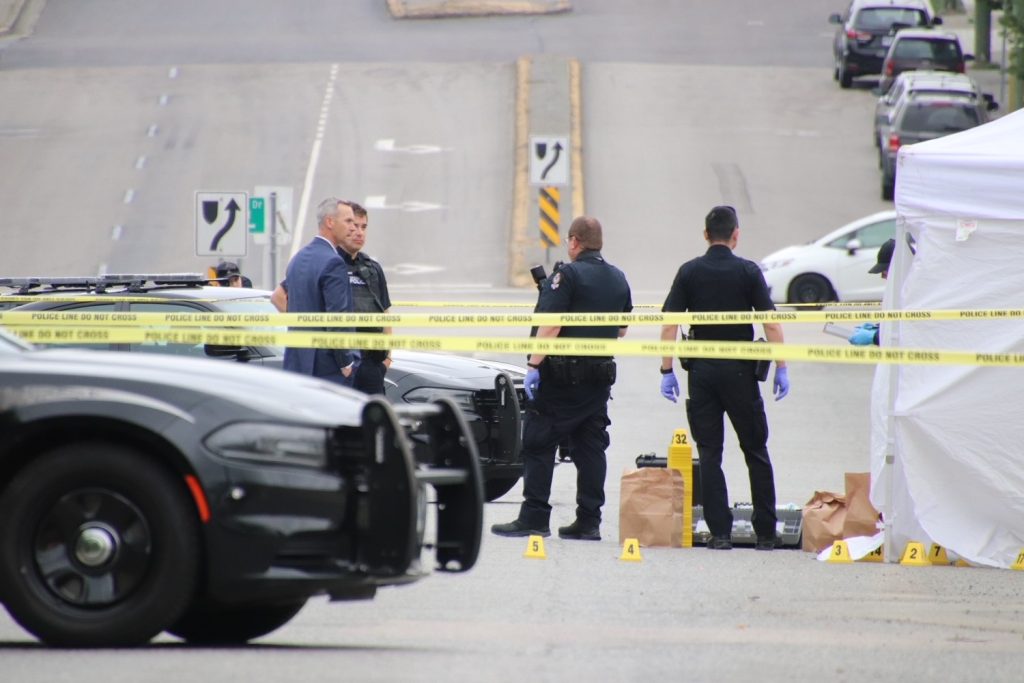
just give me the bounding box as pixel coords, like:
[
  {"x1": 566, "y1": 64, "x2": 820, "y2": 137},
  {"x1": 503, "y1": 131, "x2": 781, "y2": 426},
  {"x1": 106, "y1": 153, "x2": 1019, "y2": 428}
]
[
  {"x1": 662, "y1": 244, "x2": 774, "y2": 341},
  {"x1": 537, "y1": 250, "x2": 632, "y2": 344},
  {"x1": 340, "y1": 250, "x2": 391, "y2": 316}
]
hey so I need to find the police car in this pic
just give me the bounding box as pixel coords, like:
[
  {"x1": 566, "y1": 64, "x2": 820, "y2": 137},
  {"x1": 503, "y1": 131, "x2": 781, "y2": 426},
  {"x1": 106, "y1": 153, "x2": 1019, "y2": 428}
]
[
  {"x1": 0, "y1": 326, "x2": 482, "y2": 646},
  {"x1": 1, "y1": 274, "x2": 526, "y2": 501}
]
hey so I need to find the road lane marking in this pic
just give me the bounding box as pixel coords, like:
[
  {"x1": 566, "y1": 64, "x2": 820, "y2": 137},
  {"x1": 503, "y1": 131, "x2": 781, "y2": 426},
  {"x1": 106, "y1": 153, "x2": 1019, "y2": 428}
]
[{"x1": 291, "y1": 63, "x2": 340, "y2": 259}]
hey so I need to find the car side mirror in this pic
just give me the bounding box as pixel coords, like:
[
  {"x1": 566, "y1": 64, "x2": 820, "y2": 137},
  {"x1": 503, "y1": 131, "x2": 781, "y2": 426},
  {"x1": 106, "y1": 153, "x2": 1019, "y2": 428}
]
[
  {"x1": 931, "y1": 17, "x2": 943, "y2": 26},
  {"x1": 846, "y1": 239, "x2": 863, "y2": 255},
  {"x1": 205, "y1": 344, "x2": 251, "y2": 361},
  {"x1": 828, "y1": 13, "x2": 841, "y2": 24},
  {"x1": 964, "y1": 53, "x2": 975, "y2": 62},
  {"x1": 983, "y1": 93, "x2": 998, "y2": 111}
]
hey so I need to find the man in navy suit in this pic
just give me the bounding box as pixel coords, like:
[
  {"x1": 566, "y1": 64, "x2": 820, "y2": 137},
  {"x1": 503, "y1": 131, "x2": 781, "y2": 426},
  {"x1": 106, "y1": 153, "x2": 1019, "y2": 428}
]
[{"x1": 282, "y1": 197, "x2": 359, "y2": 384}]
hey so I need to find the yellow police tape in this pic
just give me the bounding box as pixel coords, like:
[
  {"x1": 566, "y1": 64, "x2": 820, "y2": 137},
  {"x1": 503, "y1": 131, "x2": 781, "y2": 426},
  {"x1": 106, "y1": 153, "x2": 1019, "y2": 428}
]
[
  {"x1": 8, "y1": 326, "x2": 1024, "y2": 367},
  {"x1": 2, "y1": 308, "x2": 1023, "y2": 327},
  {"x1": 1, "y1": 296, "x2": 873, "y2": 308}
]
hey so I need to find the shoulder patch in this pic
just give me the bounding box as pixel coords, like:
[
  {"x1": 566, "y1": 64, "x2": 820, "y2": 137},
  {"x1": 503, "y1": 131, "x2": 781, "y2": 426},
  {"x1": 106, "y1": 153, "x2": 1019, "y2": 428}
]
[{"x1": 549, "y1": 272, "x2": 561, "y2": 290}]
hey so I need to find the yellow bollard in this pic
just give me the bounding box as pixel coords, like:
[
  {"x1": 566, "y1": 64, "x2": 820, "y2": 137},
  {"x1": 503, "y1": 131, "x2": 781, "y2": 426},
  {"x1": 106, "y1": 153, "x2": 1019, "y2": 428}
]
[{"x1": 667, "y1": 428, "x2": 693, "y2": 547}]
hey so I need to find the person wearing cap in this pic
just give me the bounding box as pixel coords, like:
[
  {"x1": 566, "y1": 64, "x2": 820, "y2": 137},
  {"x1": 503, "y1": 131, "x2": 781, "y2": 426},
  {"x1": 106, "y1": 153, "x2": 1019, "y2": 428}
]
[
  {"x1": 848, "y1": 238, "x2": 894, "y2": 346},
  {"x1": 214, "y1": 261, "x2": 251, "y2": 288},
  {"x1": 657, "y1": 205, "x2": 789, "y2": 551}
]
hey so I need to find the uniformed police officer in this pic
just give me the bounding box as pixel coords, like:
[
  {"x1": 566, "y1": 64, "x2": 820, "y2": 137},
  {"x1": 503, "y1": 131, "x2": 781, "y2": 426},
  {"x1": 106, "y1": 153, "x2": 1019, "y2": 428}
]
[
  {"x1": 492, "y1": 216, "x2": 632, "y2": 541},
  {"x1": 658, "y1": 206, "x2": 790, "y2": 551},
  {"x1": 272, "y1": 201, "x2": 392, "y2": 394}
]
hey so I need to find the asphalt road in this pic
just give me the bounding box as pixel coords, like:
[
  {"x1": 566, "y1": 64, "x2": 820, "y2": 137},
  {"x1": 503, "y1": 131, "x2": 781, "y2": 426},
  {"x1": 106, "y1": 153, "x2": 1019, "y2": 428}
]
[{"x1": 1, "y1": 1, "x2": 1022, "y2": 680}]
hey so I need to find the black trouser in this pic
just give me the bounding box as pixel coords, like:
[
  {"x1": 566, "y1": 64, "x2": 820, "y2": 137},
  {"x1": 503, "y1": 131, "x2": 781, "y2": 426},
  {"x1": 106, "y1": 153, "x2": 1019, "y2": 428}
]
[
  {"x1": 518, "y1": 382, "x2": 611, "y2": 528},
  {"x1": 352, "y1": 358, "x2": 387, "y2": 395},
  {"x1": 685, "y1": 359, "x2": 776, "y2": 539}
]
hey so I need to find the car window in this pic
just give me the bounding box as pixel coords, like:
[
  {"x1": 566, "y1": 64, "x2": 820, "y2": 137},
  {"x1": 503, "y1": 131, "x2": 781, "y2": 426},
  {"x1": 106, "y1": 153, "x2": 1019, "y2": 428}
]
[
  {"x1": 855, "y1": 8, "x2": 927, "y2": 30},
  {"x1": 826, "y1": 219, "x2": 895, "y2": 250},
  {"x1": 0, "y1": 327, "x2": 33, "y2": 352},
  {"x1": 31, "y1": 303, "x2": 119, "y2": 350},
  {"x1": 128, "y1": 302, "x2": 207, "y2": 356},
  {"x1": 901, "y1": 102, "x2": 979, "y2": 132},
  {"x1": 853, "y1": 219, "x2": 896, "y2": 248},
  {"x1": 894, "y1": 38, "x2": 960, "y2": 62},
  {"x1": 128, "y1": 298, "x2": 284, "y2": 357}
]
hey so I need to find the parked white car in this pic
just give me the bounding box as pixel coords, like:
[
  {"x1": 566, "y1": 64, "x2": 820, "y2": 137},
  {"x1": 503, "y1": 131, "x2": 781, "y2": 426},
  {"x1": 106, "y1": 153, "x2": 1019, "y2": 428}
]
[{"x1": 759, "y1": 210, "x2": 896, "y2": 304}]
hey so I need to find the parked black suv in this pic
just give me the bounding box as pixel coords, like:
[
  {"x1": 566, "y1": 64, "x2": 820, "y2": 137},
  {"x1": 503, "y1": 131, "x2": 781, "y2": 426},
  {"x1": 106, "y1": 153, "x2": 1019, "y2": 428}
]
[
  {"x1": 879, "y1": 91, "x2": 988, "y2": 199},
  {"x1": 830, "y1": 0, "x2": 940, "y2": 88},
  {"x1": 1, "y1": 274, "x2": 527, "y2": 502},
  {"x1": 0, "y1": 327, "x2": 482, "y2": 646}
]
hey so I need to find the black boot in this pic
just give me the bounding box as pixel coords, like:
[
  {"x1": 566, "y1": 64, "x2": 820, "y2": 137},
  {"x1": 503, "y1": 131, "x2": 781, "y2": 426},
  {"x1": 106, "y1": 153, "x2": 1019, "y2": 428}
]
[
  {"x1": 491, "y1": 519, "x2": 550, "y2": 537},
  {"x1": 557, "y1": 519, "x2": 600, "y2": 541}
]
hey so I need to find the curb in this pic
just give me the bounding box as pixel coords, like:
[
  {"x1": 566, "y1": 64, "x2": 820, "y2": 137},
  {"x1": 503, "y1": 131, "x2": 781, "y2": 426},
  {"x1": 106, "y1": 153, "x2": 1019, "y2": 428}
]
[
  {"x1": 0, "y1": 0, "x2": 28, "y2": 37},
  {"x1": 387, "y1": 0, "x2": 570, "y2": 19}
]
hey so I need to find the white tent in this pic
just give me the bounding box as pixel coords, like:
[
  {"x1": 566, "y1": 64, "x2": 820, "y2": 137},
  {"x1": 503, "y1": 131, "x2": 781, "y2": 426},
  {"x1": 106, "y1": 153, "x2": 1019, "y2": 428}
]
[{"x1": 871, "y1": 109, "x2": 1024, "y2": 568}]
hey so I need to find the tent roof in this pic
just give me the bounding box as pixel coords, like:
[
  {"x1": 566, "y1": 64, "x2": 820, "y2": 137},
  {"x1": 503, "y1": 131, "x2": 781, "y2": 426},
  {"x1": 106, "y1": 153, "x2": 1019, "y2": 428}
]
[{"x1": 895, "y1": 109, "x2": 1024, "y2": 220}]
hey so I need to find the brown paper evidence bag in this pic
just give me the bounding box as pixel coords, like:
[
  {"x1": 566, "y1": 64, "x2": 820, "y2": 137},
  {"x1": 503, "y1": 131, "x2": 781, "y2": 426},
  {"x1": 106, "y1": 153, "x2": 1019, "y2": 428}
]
[
  {"x1": 618, "y1": 468, "x2": 684, "y2": 547},
  {"x1": 801, "y1": 472, "x2": 881, "y2": 553}
]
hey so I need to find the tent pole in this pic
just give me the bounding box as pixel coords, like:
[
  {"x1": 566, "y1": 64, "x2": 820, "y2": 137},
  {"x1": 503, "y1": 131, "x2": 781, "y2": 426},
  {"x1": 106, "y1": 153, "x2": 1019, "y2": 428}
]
[{"x1": 882, "y1": 219, "x2": 907, "y2": 563}]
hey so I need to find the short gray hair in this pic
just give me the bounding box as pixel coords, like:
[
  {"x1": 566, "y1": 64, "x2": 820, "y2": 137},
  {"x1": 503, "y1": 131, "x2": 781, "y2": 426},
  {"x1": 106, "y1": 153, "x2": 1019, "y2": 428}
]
[{"x1": 316, "y1": 197, "x2": 343, "y2": 226}]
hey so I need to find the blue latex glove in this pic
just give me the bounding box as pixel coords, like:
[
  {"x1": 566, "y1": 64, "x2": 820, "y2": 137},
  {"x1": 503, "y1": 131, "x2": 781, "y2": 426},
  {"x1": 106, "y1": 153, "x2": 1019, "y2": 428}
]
[
  {"x1": 849, "y1": 323, "x2": 879, "y2": 346},
  {"x1": 773, "y1": 366, "x2": 790, "y2": 401},
  {"x1": 524, "y1": 367, "x2": 541, "y2": 400},
  {"x1": 660, "y1": 371, "x2": 680, "y2": 402}
]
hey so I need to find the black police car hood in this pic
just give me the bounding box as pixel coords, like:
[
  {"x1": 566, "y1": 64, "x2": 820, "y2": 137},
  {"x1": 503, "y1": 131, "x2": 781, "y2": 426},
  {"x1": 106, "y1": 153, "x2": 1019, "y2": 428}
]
[
  {"x1": 16, "y1": 348, "x2": 366, "y2": 426},
  {"x1": 390, "y1": 350, "x2": 526, "y2": 388}
]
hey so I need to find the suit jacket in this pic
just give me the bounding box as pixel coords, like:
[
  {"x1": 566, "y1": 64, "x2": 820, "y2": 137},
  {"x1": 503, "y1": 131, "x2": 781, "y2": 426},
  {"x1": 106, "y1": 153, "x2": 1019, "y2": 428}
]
[{"x1": 282, "y1": 236, "x2": 358, "y2": 381}]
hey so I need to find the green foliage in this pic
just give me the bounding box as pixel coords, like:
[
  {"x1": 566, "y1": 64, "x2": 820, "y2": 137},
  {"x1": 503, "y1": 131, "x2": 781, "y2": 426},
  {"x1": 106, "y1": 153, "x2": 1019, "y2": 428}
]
[{"x1": 1002, "y1": 0, "x2": 1024, "y2": 77}]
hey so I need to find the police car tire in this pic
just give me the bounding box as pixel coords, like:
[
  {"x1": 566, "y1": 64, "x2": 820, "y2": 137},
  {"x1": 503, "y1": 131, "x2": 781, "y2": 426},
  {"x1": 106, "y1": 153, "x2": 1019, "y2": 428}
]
[
  {"x1": 168, "y1": 599, "x2": 307, "y2": 644},
  {"x1": 0, "y1": 443, "x2": 201, "y2": 647}
]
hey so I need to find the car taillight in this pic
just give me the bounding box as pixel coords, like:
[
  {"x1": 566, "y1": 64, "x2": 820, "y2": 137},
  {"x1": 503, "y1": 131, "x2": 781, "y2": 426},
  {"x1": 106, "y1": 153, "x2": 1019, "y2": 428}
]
[
  {"x1": 956, "y1": 63, "x2": 965, "y2": 73},
  {"x1": 846, "y1": 29, "x2": 872, "y2": 41},
  {"x1": 885, "y1": 61, "x2": 894, "y2": 76},
  {"x1": 888, "y1": 133, "x2": 901, "y2": 153}
]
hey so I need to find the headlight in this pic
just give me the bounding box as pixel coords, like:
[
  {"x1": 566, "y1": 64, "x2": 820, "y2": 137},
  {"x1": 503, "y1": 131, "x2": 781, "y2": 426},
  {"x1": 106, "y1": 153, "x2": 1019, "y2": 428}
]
[
  {"x1": 205, "y1": 423, "x2": 328, "y2": 468},
  {"x1": 403, "y1": 387, "x2": 476, "y2": 414},
  {"x1": 760, "y1": 258, "x2": 794, "y2": 272}
]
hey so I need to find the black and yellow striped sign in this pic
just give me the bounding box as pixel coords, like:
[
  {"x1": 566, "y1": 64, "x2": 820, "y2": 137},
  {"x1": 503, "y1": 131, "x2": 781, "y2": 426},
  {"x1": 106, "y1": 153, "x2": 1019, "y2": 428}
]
[{"x1": 539, "y1": 186, "x2": 561, "y2": 247}]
